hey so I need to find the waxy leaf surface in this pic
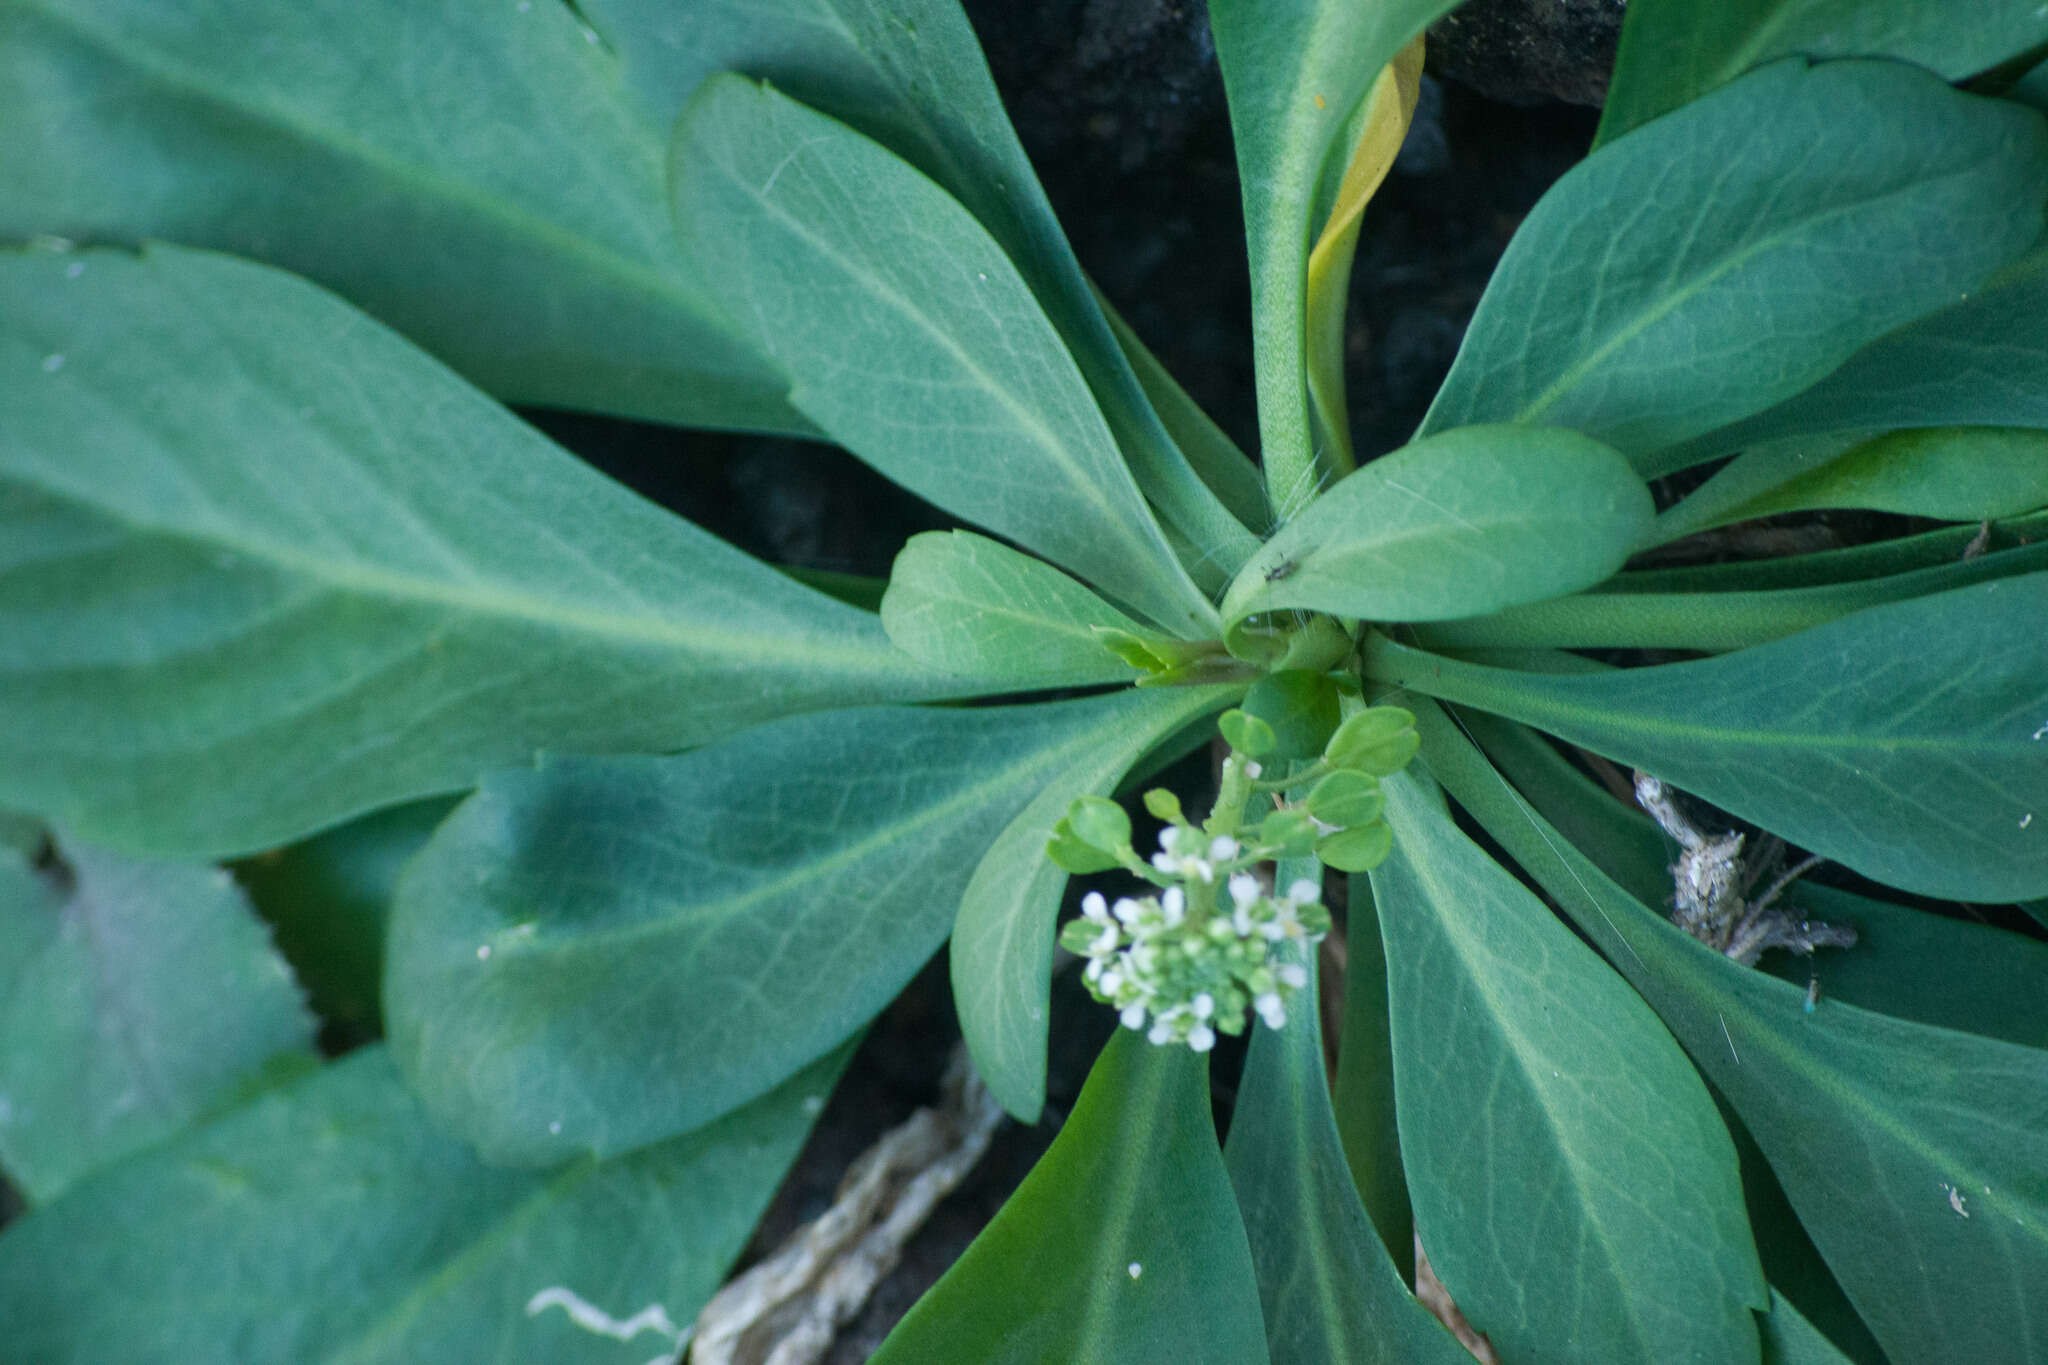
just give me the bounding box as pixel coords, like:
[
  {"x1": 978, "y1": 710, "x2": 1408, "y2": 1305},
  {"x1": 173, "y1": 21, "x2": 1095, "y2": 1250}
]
[
  {"x1": 0, "y1": 1044, "x2": 843, "y2": 1364},
  {"x1": 872, "y1": 1032, "x2": 1270, "y2": 1364},
  {"x1": 0, "y1": 836, "x2": 314, "y2": 1203},
  {"x1": 0, "y1": 0, "x2": 795, "y2": 431},
  {"x1": 673, "y1": 77, "x2": 1215, "y2": 635},
  {"x1": 1371, "y1": 773, "x2": 1763, "y2": 1364},
  {"x1": 0, "y1": 245, "x2": 980, "y2": 857},
  {"x1": 388, "y1": 695, "x2": 1177, "y2": 1166},
  {"x1": 1422, "y1": 60, "x2": 2048, "y2": 462}
]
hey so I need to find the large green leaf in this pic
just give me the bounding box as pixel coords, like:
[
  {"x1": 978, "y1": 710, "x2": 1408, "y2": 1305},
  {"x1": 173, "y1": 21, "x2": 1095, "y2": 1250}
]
[
  {"x1": 583, "y1": 0, "x2": 1260, "y2": 573},
  {"x1": 0, "y1": 0, "x2": 796, "y2": 432},
  {"x1": 1209, "y1": 0, "x2": 1461, "y2": 518},
  {"x1": 0, "y1": 836, "x2": 314, "y2": 1203},
  {"x1": 872, "y1": 1031, "x2": 1270, "y2": 1364},
  {"x1": 881, "y1": 531, "x2": 1147, "y2": 687},
  {"x1": 1220, "y1": 426, "x2": 1652, "y2": 627},
  {"x1": 0, "y1": 1043, "x2": 844, "y2": 1364},
  {"x1": 387, "y1": 694, "x2": 1179, "y2": 1166},
  {"x1": 0, "y1": 244, "x2": 986, "y2": 857},
  {"x1": 1599, "y1": 0, "x2": 2048, "y2": 144},
  {"x1": 1331, "y1": 877, "x2": 1415, "y2": 1279},
  {"x1": 1370, "y1": 771, "x2": 1764, "y2": 1363},
  {"x1": 672, "y1": 76, "x2": 1216, "y2": 635},
  {"x1": 1226, "y1": 927, "x2": 1471, "y2": 1365},
  {"x1": 1421, "y1": 707, "x2": 2048, "y2": 1365},
  {"x1": 951, "y1": 686, "x2": 1239, "y2": 1123},
  {"x1": 1368, "y1": 574, "x2": 2048, "y2": 901},
  {"x1": 1420, "y1": 60, "x2": 2048, "y2": 463}
]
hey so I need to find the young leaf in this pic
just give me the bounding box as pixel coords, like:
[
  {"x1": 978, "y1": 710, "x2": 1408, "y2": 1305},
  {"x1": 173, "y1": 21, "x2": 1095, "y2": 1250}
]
[
  {"x1": 1423, "y1": 714, "x2": 2048, "y2": 1365},
  {"x1": 0, "y1": 836, "x2": 315, "y2": 1203},
  {"x1": 1226, "y1": 932, "x2": 1473, "y2": 1364},
  {"x1": 671, "y1": 77, "x2": 1217, "y2": 635},
  {"x1": 1421, "y1": 59, "x2": 2048, "y2": 463},
  {"x1": 0, "y1": 1043, "x2": 846, "y2": 1364},
  {"x1": 1371, "y1": 772, "x2": 1766, "y2": 1364},
  {"x1": 1598, "y1": 0, "x2": 2048, "y2": 144},
  {"x1": 386, "y1": 694, "x2": 1189, "y2": 1166},
  {"x1": 0, "y1": 244, "x2": 990, "y2": 857},
  {"x1": 1221, "y1": 425, "x2": 1652, "y2": 626},
  {"x1": 1210, "y1": 0, "x2": 1462, "y2": 518},
  {"x1": 1367, "y1": 573, "x2": 2048, "y2": 901},
  {"x1": 952, "y1": 686, "x2": 1241, "y2": 1122},
  {"x1": 880, "y1": 531, "x2": 1148, "y2": 686},
  {"x1": 0, "y1": 0, "x2": 797, "y2": 432},
  {"x1": 871, "y1": 1032, "x2": 1270, "y2": 1365}
]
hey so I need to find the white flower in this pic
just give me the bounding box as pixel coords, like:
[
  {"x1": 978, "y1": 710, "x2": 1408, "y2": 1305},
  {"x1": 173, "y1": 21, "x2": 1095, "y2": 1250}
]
[
  {"x1": 1082, "y1": 891, "x2": 1113, "y2": 924},
  {"x1": 1121, "y1": 1002, "x2": 1148, "y2": 1030},
  {"x1": 1147, "y1": 1020, "x2": 1174, "y2": 1046},
  {"x1": 1112, "y1": 896, "x2": 1142, "y2": 925},
  {"x1": 1160, "y1": 885, "x2": 1186, "y2": 928},
  {"x1": 1228, "y1": 873, "x2": 1260, "y2": 936},
  {"x1": 1187, "y1": 1024, "x2": 1216, "y2": 1052},
  {"x1": 1208, "y1": 835, "x2": 1240, "y2": 862},
  {"x1": 1286, "y1": 879, "x2": 1321, "y2": 906},
  {"x1": 1151, "y1": 827, "x2": 1215, "y2": 883},
  {"x1": 1277, "y1": 962, "x2": 1309, "y2": 990},
  {"x1": 1192, "y1": 992, "x2": 1215, "y2": 1020},
  {"x1": 1089, "y1": 924, "x2": 1119, "y2": 955},
  {"x1": 1099, "y1": 968, "x2": 1125, "y2": 995},
  {"x1": 1255, "y1": 992, "x2": 1287, "y2": 1029}
]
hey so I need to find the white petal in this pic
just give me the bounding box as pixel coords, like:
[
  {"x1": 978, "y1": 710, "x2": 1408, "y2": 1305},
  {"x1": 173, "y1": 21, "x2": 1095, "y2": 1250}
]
[
  {"x1": 1244, "y1": 761, "x2": 1263, "y2": 780},
  {"x1": 1121, "y1": 1003, "x2": 1149, "y2": 1029},
  {"x1": 1287, "y1": 879, "x2": 1321, "y2": 906},
  {"x1": 1099, "y1": 969, "x2": 1124, "y2": 995},
  {"x1": 1148, "y1": 1021, "x2": 1174, "y2": 1046},
  {"x1": 1277, "y1": 963, "x2": 1309, "y2": 989},
  {"x1": 1158, "y1": 827, "x2": 1182, "y2": 855},
  {"x1": 1084, "y1": 959, "x2": 1103, "y2": 983},
  {"x1": 1090, "y1": 926, "x2": 1120, "y2": 956},
  {"x1": 1150, "y1": 851, "x2": 1177, "y2": 874},
  {"x1": 1187, "y1": 1024, "x2": 1216, "y2": 1052},
  {"x1": 1082, "y1": 891, "x2": 1110, "y2": 922},
  {"x1": 1228, "y1": 873, "x2": 1261, "y2": 911},
  {"x1": 1161, "y1": 886, "x2": 1186, "y2": 925},
  {"x1": 1256, "y1": 993, "x2": 1287, "y2": 1029},
  {"x1": 1209, "y1": 835, "x2": 1239, "y2": 861},
  {"x1": 1113, "y1": 897, "x2": 1142, "y2": 924},
  {"x1": 1193, "y1": 859, "x2": 1215, "y2": 884},
  {"x1": 1233, "y1": 906, "x2": 1255, "y2": 938},
  {"x1": 1193, "y1": 992, "x2": 1215, "y2": 1019}
]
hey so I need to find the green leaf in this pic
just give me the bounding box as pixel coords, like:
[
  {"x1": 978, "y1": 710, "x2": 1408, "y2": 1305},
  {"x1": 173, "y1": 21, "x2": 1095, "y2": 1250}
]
[
  {"x1": 0, "y1": 1043, "x2": 845, "y2": 1364},
  {"x1": 872, "y1": 1031, "x2": 1270, "y2": 1365},
  {"x1": 1370, "y1": 771, "x2": 1765, "y2": 1363},
  {"x1": 1221, "y1": 426, "x2": 1653, "y2": 626},
  {"x1": 1421, "y1": 60, "x2": 2048, "y2": 462},
  {"x1": 672, "y1": 76, "x2": 1216, "y2": 635},
  {"x1": 1653, "y1": 427, "x2": 2048, "y2": 545},
  {"x1": 387, "y1": 694, "x2": 1187, "y2": 1166},
  {"x1": 1647, "y1": 240, "x2": 2048, "y2": 476},
  {"x1": 1210, "y1": 0, "x2": 1462, "y2": 518},
  {"x1": 1331, "y1": 876, "x2": 1414, "y2": 1277},
  {"x1": 1368, "y1": 574, "x2": 2048, "y2": 901},
  {"x1": 1760, "y1": 1290, "x2": 1860, "y2": 1365},
  {"x1": 1226, "y1": 931, "x2": 1472, "y2": 1365},
  {"x1": 0, "y1": 0, "x2": 797, "y2": 432},
  {"x1": 1599, "y1": 0, "x2": 2048, "y2": 144},
  {"x1": 952, "y1": 686, "x2": 1239, "y2": 1123},
  {"x1": 0, "y1": 243, "x2": 988, "y2": 857},
  {"x1": 880, "y1": 531, "x2": 1147, "y2": 686},
  {"x1": 233, "y1": 797, "x2": 458, "y2": 1039},
  {"x1": 1420, "y1": 709, "x2": 2048, "y2": 1365},
  {"x1": 0, "y1": 836, "x2": 315, "y2": 1203},
  {"x1": 581, "y1": 0, "x2": 1260, "y2": 573}
]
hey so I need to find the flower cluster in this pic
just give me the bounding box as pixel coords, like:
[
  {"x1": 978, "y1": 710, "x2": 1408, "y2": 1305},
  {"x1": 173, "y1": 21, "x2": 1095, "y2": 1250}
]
[{"x1": 1057, "y1": 849, "x2": 1329, "y2": 1051}]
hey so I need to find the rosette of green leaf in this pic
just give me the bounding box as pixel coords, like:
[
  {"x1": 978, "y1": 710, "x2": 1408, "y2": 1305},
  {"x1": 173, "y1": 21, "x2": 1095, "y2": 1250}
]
[
  {"x1": 0, "y1": 1043, "x2": 847, "y2": 1365},
  {"x1": 672, "y1": 77, "x2": 1217, "y2": 636},
  {"x1": 1420, "y1": 707, "x2": 2048, "y2": 1365},
  {"x1": 1598, "y1": 0, "x2": 2048, "y2": 144},
  {"x1": 1647, "y1": 427, "x2": 2048, "y2": 548},
  {"x1": 387, "y1": 692, "x2": 1211, "y2": 1165},
  {"x1": 1371, "y1": 771, "x2": 1767, "y2": 1363},
  {"x1": 871, "y1": 1032, "x2": 1269, "y2": 1365},
  {"x1": 954, "y1": 687, "x2": 1241, "y2": 1122},
  {"x1": 881, "y1": 531, "x2": 1151, "y2": 686},
  {"x1": 0, "y1": 0, "x2": 798, "y2": 432},
  {"x1": 1222, "y1": 427, "x2": 1652, "y2": 639},
  {"x1": 1421, "y1": 59, "x2": 2048, "y2": 464},
  {"x1": 0, "y1": 244, "x2": 1001, "y2": 858},
  {"x1": 582, "y1": 0, "x2": 1266, "y2": 560},
  {"x1": 1209, "y1": 0, "x2": 1462, "y2": 517},
  {"x1": 0, "y1": 835, "x2": 315, "y2": 1204},
  {"x1": 1366, "y1": 573, "x2": 2048, "y2": 901},
  {"x1": 1226, "y1": 925, "x2": 1473, "y2": 1365}
]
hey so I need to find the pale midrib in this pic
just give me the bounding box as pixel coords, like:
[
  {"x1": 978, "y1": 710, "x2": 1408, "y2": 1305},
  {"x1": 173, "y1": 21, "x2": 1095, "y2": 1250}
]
[
  {"x1": 37, "y1": 6, "x2": 701, "y2": 321},
  {"x1": 1515, "y1": 157, "x2": 2006, "y2": 426}
]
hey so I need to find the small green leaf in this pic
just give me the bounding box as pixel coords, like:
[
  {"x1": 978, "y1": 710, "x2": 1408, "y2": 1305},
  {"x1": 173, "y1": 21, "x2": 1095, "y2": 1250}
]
[
  {"x1": 1047, "y1": 823, "x2": 1124, "y2": 876},
  {"x1": 871, "y1": 1032, "x2": 1270, "y2": 1365},
  {"x1": 1316, "y1": 822, "x2": 1393, "y2": 873},
  {"x1": 953, "y1": 687, "x2": 1239, "y2": 1122},
  {"x1": 387, "y1": 694, "x2": 1193, "y2": 1165},
  {"x1": 0, "y1": 837, "x2": 316, "y2": 1203},
  {"x1": 1423, "y1": 60, "x2": 2048, "y2": 462},
  {"x1": 1259, "y1": 808, "x2": 1322, "y2": 859},
  {"x1": 1220, "y1": 708, "x2": 1279, "y2": 758},
  {"x1": 0, "y1": 1043, "x2": 845, "y2": 1364},
  {"x1": 0, "y1": 244, "x2": 995, "y2": 857},
  {"x1": 1223, "y1": 426, "x2": 1653, "y2": 626},
  {"x1": 1367, "y1": 574, "x2": 2048, "y2": 901},
  {"x1": 1242, "y1": 671, "x2": 1344, "y2": 764},
  {"x1": 672, "y1": 77, "x2": 1215, "y2": 635},
  {"x1": 1325, "y1": 707, "x2": 1421, "y2": 775},
  {"x1": 1371, "y1": 772, "x2": 1766, "y2": 1363},
  {"x1": 881, "y1": 531, "x2": 1148, "y2": 685},
  {"x1": 1305, "y1": 770, "x2": 1384, "y2": 827},
  {"x1": 1598, "y1": 0, "x2": 2048, "y2": 143},
  {"x1": 1068, "y1": 796, "x2": 1134, "y2": 855}
]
